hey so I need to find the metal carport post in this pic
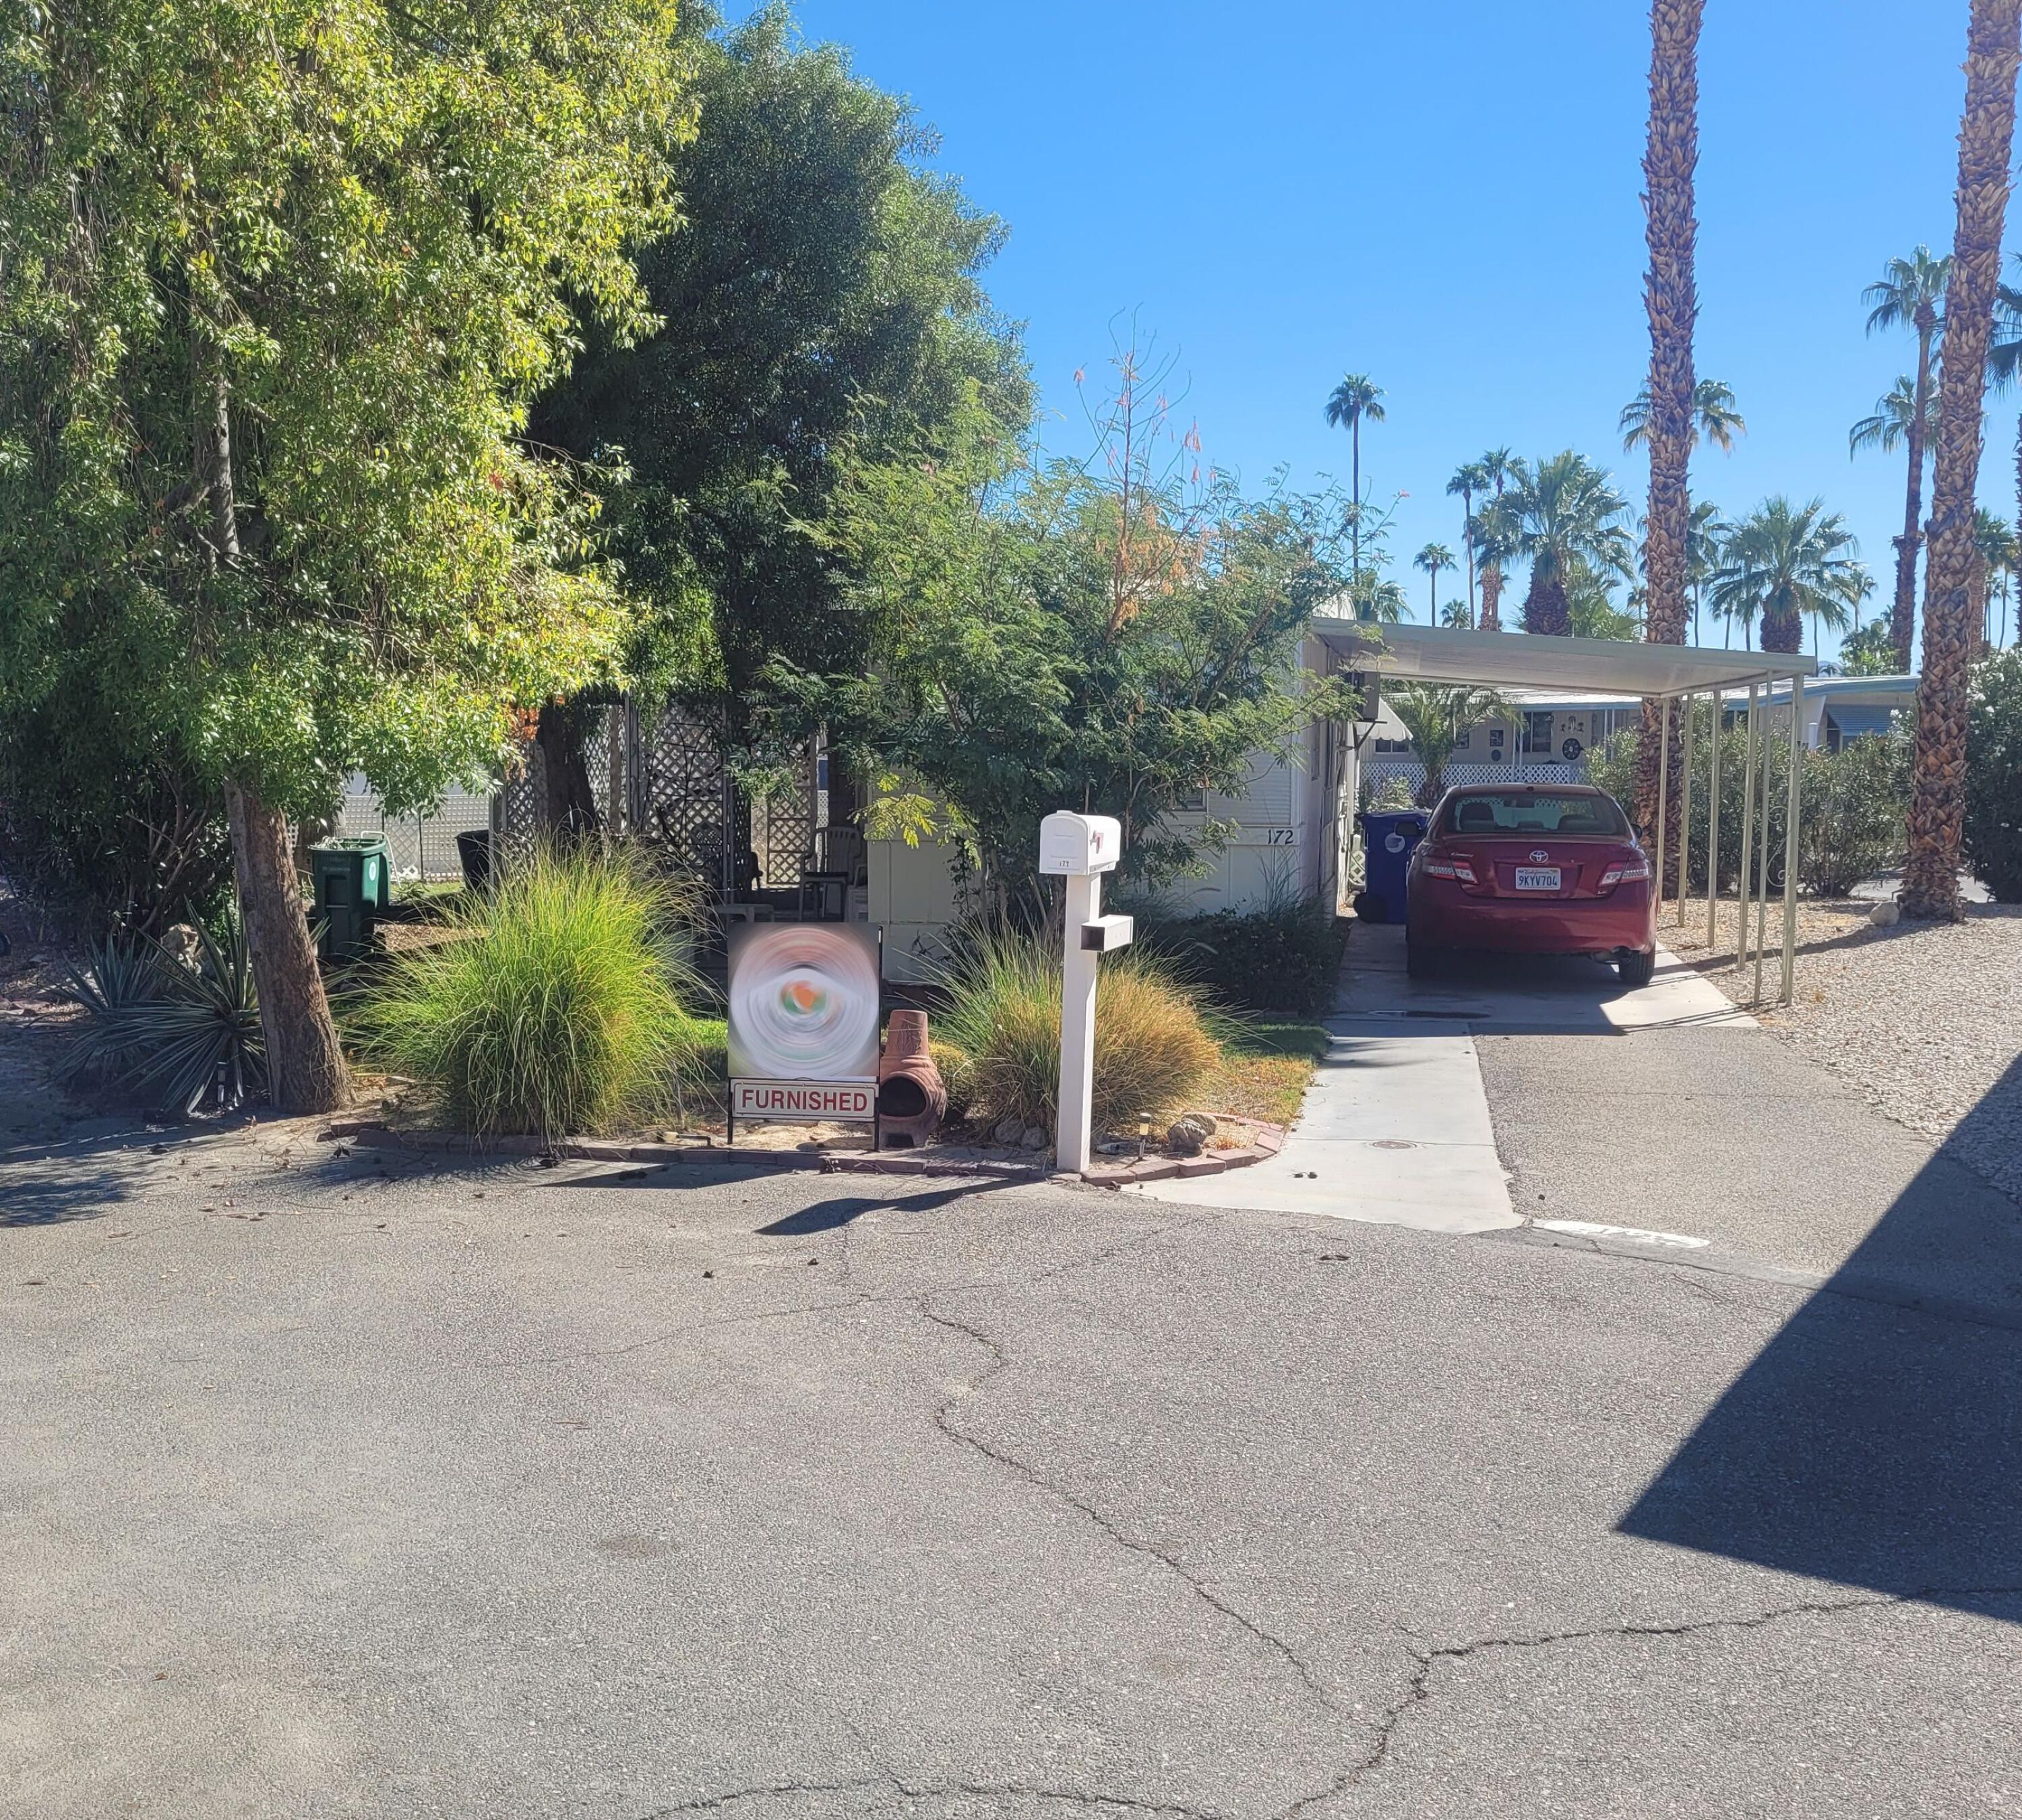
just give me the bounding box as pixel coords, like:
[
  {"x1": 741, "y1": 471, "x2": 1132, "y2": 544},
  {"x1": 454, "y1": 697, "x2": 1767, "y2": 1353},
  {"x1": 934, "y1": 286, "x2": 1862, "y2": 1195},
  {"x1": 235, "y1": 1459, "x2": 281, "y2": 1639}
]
[{"x1": 1310, "y1": 619, "x2": 1812, "y2": 1006}]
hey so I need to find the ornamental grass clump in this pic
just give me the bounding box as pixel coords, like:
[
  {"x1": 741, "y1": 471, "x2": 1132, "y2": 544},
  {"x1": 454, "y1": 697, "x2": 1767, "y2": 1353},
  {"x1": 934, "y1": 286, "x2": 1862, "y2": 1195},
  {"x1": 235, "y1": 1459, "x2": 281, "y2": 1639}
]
[
  {"x1": 353, "y1": 851, "x2": 711, "y2": 1140},
  {"x1": 933, "y1": 929, "x2": 1221, "y2": 1136}
]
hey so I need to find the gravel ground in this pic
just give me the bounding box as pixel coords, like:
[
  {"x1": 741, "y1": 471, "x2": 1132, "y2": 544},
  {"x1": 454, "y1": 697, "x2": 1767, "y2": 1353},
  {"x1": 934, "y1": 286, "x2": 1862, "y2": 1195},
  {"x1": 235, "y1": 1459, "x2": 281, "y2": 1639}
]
[{"x1": 1667, "y1": 892, "x2": 2022, "y2": 1202}]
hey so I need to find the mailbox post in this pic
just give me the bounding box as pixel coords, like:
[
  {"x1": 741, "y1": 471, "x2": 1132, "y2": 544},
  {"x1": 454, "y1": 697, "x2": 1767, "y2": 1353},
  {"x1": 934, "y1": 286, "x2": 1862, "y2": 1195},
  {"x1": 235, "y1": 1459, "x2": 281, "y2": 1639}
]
[{"x1": 1039, "y1": 812, "x2": 1132, "y2": 1174}]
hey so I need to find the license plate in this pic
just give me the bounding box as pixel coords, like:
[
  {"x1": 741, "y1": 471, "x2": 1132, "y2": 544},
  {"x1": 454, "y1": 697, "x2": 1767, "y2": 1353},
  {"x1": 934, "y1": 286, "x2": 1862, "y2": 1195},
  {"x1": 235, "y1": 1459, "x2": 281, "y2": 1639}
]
[{"x1": 1514, "y1": 866, "x2": 1562, "y2": 892}]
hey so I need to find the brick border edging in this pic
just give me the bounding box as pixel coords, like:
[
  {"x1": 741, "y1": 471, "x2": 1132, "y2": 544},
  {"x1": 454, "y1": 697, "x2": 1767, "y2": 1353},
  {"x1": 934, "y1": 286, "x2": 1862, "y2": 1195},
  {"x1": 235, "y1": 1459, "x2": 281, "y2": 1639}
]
[{"x1": 321, "y1": 1117, "x2": 1286, "y2": 1188}]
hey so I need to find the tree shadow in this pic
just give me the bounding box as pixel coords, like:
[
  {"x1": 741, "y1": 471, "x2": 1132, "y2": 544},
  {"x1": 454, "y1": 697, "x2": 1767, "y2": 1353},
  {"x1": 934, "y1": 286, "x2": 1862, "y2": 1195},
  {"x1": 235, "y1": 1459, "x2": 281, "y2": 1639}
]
[{"x1": 1618, "y1": 1055, "x2": 2022, "y2": 1614}]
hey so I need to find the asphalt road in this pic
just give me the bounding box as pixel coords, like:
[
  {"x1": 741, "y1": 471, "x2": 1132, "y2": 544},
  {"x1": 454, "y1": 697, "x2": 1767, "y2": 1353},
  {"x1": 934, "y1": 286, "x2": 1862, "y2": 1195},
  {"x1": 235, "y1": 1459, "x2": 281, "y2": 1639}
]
[{"x1": 5, "y1": 1104, "x2": 2021, "y2": 1818}]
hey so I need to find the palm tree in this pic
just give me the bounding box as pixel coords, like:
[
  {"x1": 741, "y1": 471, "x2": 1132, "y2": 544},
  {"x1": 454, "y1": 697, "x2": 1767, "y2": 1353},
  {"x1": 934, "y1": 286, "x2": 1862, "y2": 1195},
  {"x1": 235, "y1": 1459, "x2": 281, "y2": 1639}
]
[
  {"x1": 1446, "y1": 460, "x2": 1489, "y2": 624},
  {"x1": 1903, "y1": 4, "x2": 2019, "y2": 923},
  {"x1": 1863, "y1": 245, "x2": 1953, "y2": 670},
  {"x1": 1849, "y1": 374, "x2": 1942, "y2": 465},
  {"x1": 1475, "y1": 452, "x2": 1633, "y2": 637},
  {"x1": 1324, "y1": 373, "x2": 1385, "y2": 577},
  {"x1": 1347, "y1": 572, "x2": 1409, "y2": 623},
  {"x1": 1685, "y1": 499, "x2": 1727, "y2": 644},
  {"x1": 1973, "y1": 508, "x2": 2017, "y2": 652},
  {"x1": 1414, "y1": 543, "x2": 1456, "y2": 621},
  {"x1": 1440, "y1": 597, "x2": 1475, "y2": 630},
  {"x1": 1473, "y1": 447, "x2": 1518, "y2": 630},
  {"x1": 1982, "y1": 262, "x2": 2022, "y2": 628},
  {"x1": 1619, "y1": 377, "x2": 1745, "y2": 452},
  {"x1": 1711, "y1": 497, "x2": 1868, "y2": 656},
  {"x1": 1388, "y1": 683, "x2": 1514, "y2": 805}
]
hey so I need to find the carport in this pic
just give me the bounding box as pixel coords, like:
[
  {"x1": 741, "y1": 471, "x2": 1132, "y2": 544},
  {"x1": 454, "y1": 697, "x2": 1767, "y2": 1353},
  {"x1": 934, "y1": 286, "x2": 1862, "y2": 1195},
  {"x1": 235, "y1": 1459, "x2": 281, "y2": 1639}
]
[{"x1": 1314, "y1": 618, "x2": 1818, "y2": 1006}]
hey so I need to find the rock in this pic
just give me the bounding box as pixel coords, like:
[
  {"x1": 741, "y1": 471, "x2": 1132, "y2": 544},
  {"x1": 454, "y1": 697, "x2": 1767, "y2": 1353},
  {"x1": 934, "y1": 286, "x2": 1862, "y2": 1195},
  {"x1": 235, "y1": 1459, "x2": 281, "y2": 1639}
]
[
  {"x1": 991, "y1": 1116, "x2": 1024, "y2": 1147},
  {"x1": 1020, "y1": 1126, "x2": 1049, "y2": 1151},
  {"x1": 1870, "y1": 899, "x2": 1901, "y2": 928},
  {"x1": 1184, "y1": 1112, "x2": 1219, "y2": 1136},
  {"x1": 1167, "y1": 1115, "x2": 1214, "y2": 1157}
]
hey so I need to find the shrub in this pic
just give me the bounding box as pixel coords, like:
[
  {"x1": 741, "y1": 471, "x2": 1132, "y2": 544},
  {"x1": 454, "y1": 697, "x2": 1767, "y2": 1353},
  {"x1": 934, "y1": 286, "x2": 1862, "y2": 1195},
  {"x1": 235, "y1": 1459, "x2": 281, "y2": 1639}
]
[
  {"x1": 350, "y1": 851, "x2": 712, "y2": 1139},
  {"x1": 59, "y1": 917, "x2": 264, "y2": 1116},
  {"x1": 1131, "y1": 896, "x2": 1345, "y2": 1016},
  {"x1": 1363, "y1": 772, "x2": 1417, "y2": 813},
  {"x1": 933, "y1": 930, "x2": 1220, "y2": 1136},
  {"x1": 1966, "y1": 649, "x2": 2022, "y2": 902},
  {"x1": 1588, "y1": 712, "x2": 1908, "y2": 897},
  {"x1": 1800, "y1": 731, "x2": 1909, "y2": 897},
  {"x1": 929, "y1": 1039, "x2": 975, "y2": 1120}
]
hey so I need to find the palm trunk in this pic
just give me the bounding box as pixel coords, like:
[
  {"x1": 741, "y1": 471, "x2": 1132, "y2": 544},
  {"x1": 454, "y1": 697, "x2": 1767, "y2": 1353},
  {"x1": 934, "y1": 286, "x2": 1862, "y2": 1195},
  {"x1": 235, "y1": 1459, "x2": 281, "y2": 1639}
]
[
  {"x1": 1632, "y1": 0, "x2": 1703, "y2": 890},
  {"x1": 1463, "y1": 489, "x2": 1477, "y2": 622},
  {"x1": 1526, "y1": 568, "x2": 1571, "y2": 637},
  {"x1": 1481, "y1": 562, "x2": 1504, "y2": 632},
  {"x1": 1893, "y1": 331, "x2": 1936, "y2": 670},
  {"x1": 1351, "y1": 424, "x2": 1361, "y2": 580},
  {"x1": 1903, "y1": 0, "x2": 2021, "y2": 920}
]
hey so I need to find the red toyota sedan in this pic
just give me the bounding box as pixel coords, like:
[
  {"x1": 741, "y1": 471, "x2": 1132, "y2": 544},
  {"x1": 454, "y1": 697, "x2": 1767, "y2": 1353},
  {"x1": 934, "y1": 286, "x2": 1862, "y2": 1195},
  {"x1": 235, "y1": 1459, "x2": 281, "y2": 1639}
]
[{"x1": 1404, "y1": 783, "x2": 1657, "y2": 984}]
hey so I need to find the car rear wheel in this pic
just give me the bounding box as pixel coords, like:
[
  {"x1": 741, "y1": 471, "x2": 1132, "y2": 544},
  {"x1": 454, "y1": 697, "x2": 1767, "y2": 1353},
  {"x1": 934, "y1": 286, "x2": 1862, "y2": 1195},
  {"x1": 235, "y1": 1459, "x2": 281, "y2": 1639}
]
[
  {"x1": 1618, "y1": 948, "x2": 1656, "y2": 988},
  {"x1": 1406, "y1": 938, "x2": 1442, "y2": 979}
]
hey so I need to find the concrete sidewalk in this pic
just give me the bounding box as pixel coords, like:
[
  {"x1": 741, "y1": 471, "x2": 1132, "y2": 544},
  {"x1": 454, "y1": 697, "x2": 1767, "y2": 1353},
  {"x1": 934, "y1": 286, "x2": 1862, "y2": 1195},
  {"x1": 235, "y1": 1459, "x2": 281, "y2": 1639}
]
[{"x1": 1134, "y1": 923, "x2": 1742, "y2": 1236}]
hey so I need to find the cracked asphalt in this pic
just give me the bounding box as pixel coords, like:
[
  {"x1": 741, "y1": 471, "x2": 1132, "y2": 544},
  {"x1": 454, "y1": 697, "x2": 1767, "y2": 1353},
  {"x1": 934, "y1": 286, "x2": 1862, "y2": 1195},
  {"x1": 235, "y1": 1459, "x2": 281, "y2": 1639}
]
[{"x1": 5, "y1": 1110, "x2": 2022, "y2": 1819}]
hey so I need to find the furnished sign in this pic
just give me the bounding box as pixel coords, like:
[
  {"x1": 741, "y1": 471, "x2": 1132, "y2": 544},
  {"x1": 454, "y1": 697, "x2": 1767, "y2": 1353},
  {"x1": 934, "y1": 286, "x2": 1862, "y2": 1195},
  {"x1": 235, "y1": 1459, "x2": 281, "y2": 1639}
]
[
  {"x1": 730, "y1": 1080, "x2": 876, "y2": 1123},
  {"x1": 727, "y1": 923, "x2": 882, "y2": 1138}
]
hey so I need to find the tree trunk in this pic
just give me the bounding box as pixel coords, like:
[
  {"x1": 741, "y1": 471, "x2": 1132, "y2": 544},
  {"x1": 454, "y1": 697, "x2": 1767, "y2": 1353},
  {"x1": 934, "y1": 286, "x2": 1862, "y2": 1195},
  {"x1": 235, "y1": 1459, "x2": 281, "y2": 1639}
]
[
  {"x1": 1463, "y1": 490, "x2": 1477, "y2": 622},
  {"x1": 1632, "y1": 0, "x2": 1703, "y2": 884},
  {"x1": 1893, "y1": 333, "x2": 1936, "y2": 671},
  {"x1": 1480, "y1": 562, "x2": 1504, "y2": 632},
  {"x1": 1903, "y1": 0, "x2": 2021, "y2": 921},
  {"x1": 535, "y1": 701, "x2": 604, "y2": 845},
  {"x1": 226, "y1": 781, "x2": 351, "y2": 1113},
  {"x1": 1760, "y1": 599, "x2": 1804, "y2": 654},
  {"x1": 1525, "y1": 569, "x2": 1571, "y2": 636}
]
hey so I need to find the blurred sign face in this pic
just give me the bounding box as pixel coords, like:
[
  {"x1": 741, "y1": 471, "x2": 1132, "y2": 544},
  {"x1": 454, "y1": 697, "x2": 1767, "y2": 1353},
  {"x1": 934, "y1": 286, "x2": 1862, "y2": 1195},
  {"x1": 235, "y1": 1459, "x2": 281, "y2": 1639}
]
[{"x1": 727, "y1": 923, "x2": 880, "y2": 1085}]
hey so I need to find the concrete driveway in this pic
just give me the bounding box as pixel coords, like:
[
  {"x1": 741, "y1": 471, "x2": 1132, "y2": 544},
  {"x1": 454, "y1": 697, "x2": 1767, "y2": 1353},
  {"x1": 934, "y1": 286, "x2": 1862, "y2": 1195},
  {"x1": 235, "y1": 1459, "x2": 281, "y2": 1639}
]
[{"x1": 5, "y1": 1108, "x2": 2022, "y2": 1818}]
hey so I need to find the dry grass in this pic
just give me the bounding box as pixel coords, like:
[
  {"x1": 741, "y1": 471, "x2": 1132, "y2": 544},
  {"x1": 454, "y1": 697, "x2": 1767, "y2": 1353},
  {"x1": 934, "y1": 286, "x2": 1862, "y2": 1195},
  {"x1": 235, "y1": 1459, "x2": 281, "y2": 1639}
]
[{"x1": 1194, "y1": 1021, "x2": 1331, "y2": 1127}]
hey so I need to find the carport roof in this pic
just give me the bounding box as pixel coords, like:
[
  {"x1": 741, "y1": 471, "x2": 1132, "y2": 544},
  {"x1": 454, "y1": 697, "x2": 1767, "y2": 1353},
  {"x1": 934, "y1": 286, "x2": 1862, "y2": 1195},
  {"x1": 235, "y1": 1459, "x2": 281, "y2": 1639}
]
[{"x1": 1313, "y1": 615, "x2": 1816, "y2": 698}]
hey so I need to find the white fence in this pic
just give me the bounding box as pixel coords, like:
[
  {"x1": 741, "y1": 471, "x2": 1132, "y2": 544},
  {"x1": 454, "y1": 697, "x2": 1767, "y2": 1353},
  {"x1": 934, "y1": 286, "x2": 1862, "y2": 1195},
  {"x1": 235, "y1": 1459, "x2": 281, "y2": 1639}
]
[
  {"x1": 332, "y1": 778, "x2": 493, "y2": 882},
  {"x1": 1362, "y1": 757, "x2": 1586, "y2": 801}
]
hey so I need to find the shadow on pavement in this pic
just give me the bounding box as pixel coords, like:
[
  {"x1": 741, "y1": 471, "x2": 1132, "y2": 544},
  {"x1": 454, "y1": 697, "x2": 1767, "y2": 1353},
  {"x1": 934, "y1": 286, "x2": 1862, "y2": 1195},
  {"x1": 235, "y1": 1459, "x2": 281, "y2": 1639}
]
[{"x1": 1618, "y1": 1056, "x2": 2022, "y2": 1613}]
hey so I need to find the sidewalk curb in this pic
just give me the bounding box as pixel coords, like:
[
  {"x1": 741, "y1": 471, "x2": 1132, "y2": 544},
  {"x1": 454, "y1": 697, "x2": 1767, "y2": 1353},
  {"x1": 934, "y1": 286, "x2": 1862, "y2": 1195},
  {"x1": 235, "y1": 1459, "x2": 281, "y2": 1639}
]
[{"x1": 317, "y1": 1118, "x2": 1287, "y2": 1190}]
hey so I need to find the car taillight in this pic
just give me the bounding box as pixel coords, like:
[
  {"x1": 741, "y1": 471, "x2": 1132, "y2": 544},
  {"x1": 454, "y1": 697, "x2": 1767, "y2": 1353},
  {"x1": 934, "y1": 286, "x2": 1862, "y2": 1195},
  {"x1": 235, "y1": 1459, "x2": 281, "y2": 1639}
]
[
  {"x1": 1425, "y1": 856, "x2": 1477, "y2": 883},
  {"x1": 1599, "y1": 857, "x2": 1651, "y2": 888}
]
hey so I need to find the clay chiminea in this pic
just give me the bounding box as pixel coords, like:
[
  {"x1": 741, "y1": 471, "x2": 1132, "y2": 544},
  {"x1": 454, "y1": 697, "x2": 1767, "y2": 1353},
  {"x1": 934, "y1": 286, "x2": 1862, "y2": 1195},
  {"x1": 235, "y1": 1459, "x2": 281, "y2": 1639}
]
[{"x1": 877, "y1": 1009, "x2": 946, "y2": 1148}]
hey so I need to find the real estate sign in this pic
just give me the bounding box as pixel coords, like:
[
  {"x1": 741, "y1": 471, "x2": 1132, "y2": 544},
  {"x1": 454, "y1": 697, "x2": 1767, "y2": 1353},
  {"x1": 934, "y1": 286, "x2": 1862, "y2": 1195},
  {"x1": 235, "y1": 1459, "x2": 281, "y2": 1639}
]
[{"x1": 726, "y1": 923, "x2": 882, "y2": 1130}]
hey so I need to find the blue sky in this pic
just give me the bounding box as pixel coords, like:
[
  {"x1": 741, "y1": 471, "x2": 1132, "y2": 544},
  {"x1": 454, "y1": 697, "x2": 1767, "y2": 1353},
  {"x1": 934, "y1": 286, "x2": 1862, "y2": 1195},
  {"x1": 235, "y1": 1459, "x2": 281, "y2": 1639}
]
[{"x1": 726, "y1": 1, "x2": 2007, "y2": 656}]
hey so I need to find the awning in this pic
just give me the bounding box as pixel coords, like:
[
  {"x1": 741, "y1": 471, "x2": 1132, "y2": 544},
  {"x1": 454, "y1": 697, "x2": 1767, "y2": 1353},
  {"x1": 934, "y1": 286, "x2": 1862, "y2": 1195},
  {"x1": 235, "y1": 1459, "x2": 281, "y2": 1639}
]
[
  {"x1": 1314, "y1": 615, "x2": 1816, "y2": 698},
  {"x1": 1824, "y1": 704, "x2": 1902, "y2": 741}
]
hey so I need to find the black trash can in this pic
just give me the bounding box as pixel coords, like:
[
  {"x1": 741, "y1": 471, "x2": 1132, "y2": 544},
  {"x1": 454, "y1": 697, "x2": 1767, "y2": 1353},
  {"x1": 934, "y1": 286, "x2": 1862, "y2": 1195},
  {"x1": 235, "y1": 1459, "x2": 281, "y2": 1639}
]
[
  {"x1": 1353, "y1": 810, "x2": 1430, "y2": 924},
  {"x1": 455, "y1": 828, "x2": 493, "y2": 892}
]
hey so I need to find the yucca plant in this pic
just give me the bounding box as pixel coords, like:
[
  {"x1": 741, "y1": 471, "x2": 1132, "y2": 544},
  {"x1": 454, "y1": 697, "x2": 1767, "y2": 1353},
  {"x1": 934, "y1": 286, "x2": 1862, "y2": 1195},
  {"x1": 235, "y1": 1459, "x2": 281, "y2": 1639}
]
[
  {"x1": 59, "y1": 917, "x2": 266, "y2": 1116},
  {"x1": 349, "y1": 849, "x2": 712, "y2": 1139},
  {"x1": 933, "y1": 927, "x2": 1221, "y2": 1136}
]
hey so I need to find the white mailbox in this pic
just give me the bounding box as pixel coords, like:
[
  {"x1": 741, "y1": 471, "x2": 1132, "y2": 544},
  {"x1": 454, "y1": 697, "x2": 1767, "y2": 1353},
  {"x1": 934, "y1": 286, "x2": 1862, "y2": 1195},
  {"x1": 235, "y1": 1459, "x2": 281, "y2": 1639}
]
[{"x1": 1039, "y1": 812, "x2": 1122, "y2": 877}]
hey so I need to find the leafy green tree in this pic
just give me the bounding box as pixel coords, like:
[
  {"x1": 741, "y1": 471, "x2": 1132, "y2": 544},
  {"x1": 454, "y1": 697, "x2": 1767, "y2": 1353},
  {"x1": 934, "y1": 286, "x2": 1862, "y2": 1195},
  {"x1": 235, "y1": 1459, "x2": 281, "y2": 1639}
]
[
  {"x1": 1837, "y1": 621, "x2": 1902, "y2": 675},
  {"x1": 1477, "y1": 453, "x2": 1634, "y2": 636},
  {"x1": 534, "y1": 3, "x2": 1027, "y2": 790},
  {"x1": 830, "y1": 359, "x2": 1353, "y2": 892},
  {"x1": 1862, "y1": 247, "x2": 1952, "y2": 669},
  {"x1": 1965, "y1": 648, "x2": 2022, "y2": 899},
  {"x1": 1710, "y1": 497, "x2": 1868, "y2": 656},
  {"x1": 0, "y1": 0, "x2": 689, "y2": 1108}
]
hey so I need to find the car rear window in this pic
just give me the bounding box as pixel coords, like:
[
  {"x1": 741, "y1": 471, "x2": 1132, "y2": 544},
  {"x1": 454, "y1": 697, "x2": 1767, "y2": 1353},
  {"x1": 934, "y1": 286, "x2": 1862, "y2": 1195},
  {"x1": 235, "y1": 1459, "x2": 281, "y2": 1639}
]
[{"x1": 1442, "y1": 792, "x2": 1628, "y2": 837}]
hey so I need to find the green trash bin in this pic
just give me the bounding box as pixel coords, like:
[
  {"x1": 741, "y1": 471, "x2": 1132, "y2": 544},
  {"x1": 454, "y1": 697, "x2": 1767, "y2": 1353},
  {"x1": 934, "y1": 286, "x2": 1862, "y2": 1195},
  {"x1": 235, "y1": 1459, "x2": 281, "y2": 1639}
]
[{"x1": 309, "y1": 837, "x2": 392, "y2": 965}]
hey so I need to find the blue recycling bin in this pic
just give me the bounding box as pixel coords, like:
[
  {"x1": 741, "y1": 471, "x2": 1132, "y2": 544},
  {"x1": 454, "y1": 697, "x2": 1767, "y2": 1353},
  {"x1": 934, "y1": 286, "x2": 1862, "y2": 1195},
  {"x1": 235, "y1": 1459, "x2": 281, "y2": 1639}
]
[{"x1": 1355, "y1": 810, "x2": 1429, "y2": 924}]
